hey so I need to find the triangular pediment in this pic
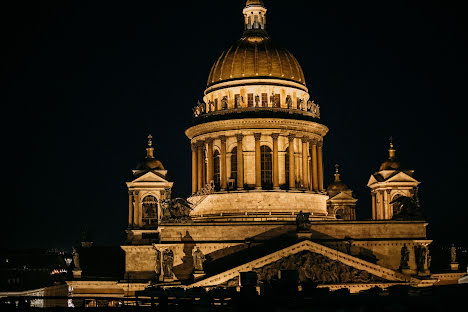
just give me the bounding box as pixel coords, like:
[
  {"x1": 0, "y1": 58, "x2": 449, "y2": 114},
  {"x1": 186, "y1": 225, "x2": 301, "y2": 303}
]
[
  {"x1": 128, "y1": 171, "x2": 172, "y2": 185},
  {"x1": 368, "y1": 170, "x2": 419, "y2": 187},
  {"x1": 386, "y1": 171, "x2": 419, "y2": 183},
  {"x1": 190, "y1": 240, "x2": 419, "y2": 287},
  {"x1": 328, "y1": 191, "x2": 357, "y2": 202}
]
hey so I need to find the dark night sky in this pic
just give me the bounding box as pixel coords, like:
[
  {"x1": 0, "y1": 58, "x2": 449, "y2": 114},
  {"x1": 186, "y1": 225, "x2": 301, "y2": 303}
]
[{"x1": 3, "y1": 0, "x2": 467, "y2": 249}]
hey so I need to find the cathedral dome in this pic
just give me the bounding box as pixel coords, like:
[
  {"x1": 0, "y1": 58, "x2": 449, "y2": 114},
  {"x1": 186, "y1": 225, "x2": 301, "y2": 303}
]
[{"x1": 207, "y1": 34, "x2": 306, "y2": 88}]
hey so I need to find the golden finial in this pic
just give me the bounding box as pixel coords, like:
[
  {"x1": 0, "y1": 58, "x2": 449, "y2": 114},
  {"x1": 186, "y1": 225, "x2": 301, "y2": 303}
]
[
  {"x1": 146, "y1": 134, "x2": 154, "y2": 158},
  {"x1": 388, "y1": 137, "x2": 396, "y2": 159},
  {"x1": 334, "y1": 164, "x2": 341, "y2": 182}
]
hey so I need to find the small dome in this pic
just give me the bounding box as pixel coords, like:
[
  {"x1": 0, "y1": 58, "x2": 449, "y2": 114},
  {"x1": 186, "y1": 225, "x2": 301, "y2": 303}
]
[
  {"x1": 379, "y1": 159, "x2": 401, "y2": 171},
  {"x1": 327, "y1": 180, "x2": 349, "y2": 198},
  {"x1": 136, "y1": 134, "x2": 165, "y2": 171},
  {"x1": 137, "y1": 158, "x2": 164, "y2": 171},
  {"x1": 326, "y1": 165, "x2": 350, "y2": 197},
  {"x1": 207, "y1": 34, "x2": 305, "y2": 88},
  {"x1": 378, "y1": 141, "x2": 402, "y2": 171}
]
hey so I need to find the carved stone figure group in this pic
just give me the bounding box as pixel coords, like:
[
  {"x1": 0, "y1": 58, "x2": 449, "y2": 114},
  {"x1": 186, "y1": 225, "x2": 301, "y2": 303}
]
[
  {"x1": 161, "y1": 191, "x2": 192, "y2": 223},
  {"x1": 252, "y1": 251, "x2": 383, "y2": 285}
]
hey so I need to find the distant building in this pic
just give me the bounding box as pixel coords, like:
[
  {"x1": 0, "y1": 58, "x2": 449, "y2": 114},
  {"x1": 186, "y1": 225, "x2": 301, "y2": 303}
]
[{"x1": 68, "y1": 0, "x2": 462, "y2": 297}]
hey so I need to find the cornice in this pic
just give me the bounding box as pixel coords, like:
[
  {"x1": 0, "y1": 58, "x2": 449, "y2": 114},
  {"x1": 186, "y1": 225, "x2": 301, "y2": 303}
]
[{"x1": 185, "y1": 118, "x2": 328, "y2": 140}]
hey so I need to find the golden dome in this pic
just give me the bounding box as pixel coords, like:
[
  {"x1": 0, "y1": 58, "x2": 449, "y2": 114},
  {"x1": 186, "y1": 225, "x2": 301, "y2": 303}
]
[{"x1": 207, "y1": 33, "x2": 306, "y2": 88}]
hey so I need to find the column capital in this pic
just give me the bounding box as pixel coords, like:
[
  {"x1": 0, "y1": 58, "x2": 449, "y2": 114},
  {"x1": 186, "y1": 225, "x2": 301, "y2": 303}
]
[
  {"x1": 302, "y1": 136, "x2": 309, "y2": 142},
  {"x1": 253, "y1": 133, "x2": 262, "y2": 141},
  {"x1": 309, "y1": 138, "x2": 318, "y2": 145},
  {"x1": 219, "y1": 135, "x2": 227, "y2": 143},
  {"x1": 195, "y1": 141, "x2": 204, "y2": 148},
  {"x1": 317, "y1": 140, "x2": 323, "y2": 148},
  {"x1": 191, "y1": 143, "x2": 197, "y2": 151},
  {"x1": 287, "y1": 133, "x2": 295, "y2": 142},
  {"x1": 271, "y1": 133, "x2": 280, "y2": 140},
  {"x1": 205, "y1": 137, "x2": 214, "y2": 144},
  {"x1": 235, "y1": 133, "x2": 244, "y2": 142}
]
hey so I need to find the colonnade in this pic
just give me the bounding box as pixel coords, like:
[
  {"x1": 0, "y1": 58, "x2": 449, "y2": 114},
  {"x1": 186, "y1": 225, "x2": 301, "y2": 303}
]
[{"x1": 191, "y1": 134, "x2": 324, "y2": 194}]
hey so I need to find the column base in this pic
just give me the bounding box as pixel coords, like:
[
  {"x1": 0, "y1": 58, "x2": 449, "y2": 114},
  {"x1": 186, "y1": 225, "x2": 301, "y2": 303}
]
[
  {"x1": 450, "y1": 263, "x2": 460, "y2": 271},
  {"x1": 255, "y1": 186, "x2": 262, "y2": 190}
]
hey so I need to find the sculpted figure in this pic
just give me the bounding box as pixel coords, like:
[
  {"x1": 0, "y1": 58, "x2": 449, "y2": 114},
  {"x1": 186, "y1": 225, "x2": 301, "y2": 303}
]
[
  {"x1": 286, "y1": 95, "x2": 292, "y2": 108},
  {"x1": 155, "y1": 248, "x2": 161, "y2": 277},
  {"x1": 192, "y1": 247, "x2": 206, "y2": 271},
  {"x1": 72, "y1": 247, "x2": 80, "y2": 270},
  {"x1": 390, "y1": 195, "x2": 422, "y2": 220},
  {"x1": 296, "y1": 210, "x2": 311, "y2": 232},
  {"x1": 163, "y1": 249, "x2": 174, "y2": 279},
  {"x1": 310, "y1": 100, "x2": 320, "y2": 118},
  {"x1": 451, "y1": 244, "x2": 457, "y2": 263},
  {"x1": 399, "y1": 244, "x2": 410, "y2": 270},
  {"x1": 297, "y1": 98, "x2": 304, "y2": 110},
  {"x1": 208, "y1": 100, "x2": 215, "y2": 112},
  {"x1": 221, "y1": 96, "x2": 228, "y2": 109},
  {"x1": 255, "y1": 95, "x2": 260, "y2": 107},
  {"x1": 414, "y1": 245, "x2": 427, "y2": 273},
  {"x1": 234, "y1": 95, "x2": 243, "y2": 108}
]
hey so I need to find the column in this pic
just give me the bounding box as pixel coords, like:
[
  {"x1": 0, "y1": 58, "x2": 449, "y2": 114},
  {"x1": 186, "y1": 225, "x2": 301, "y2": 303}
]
[
  {"x1": 272, "y1": 133, "x2": 280, "y2": 189},
  {"x1": 254, "y1": 133, "x2": 262, "y2": 189},
  {"x1": 371, "y1": 192, "x2": 376, "y2": 220},
  {"x1": 220, "y1": 136, "x2": 227, "y2": 190},
  {"x1": 206, "y1": 138, "x2": 214, "y2": 185},
  {"x1": 301, "y1": 136, "x2": 309, "y2": 189},
  {"x1": 134, "y1": 191, "x2": 140, "y2": 228},
  {"x1": 191, "y1": 143, "x2": 198, "y2": 194},
  {"x1": 236, "y1": 134, "x2": 244, "y2": 189},
  {"x1": 383, "y1": 190, "x2": 388, "y2": 219},
  {"x1": 310, "y1": 139, "x2": 318, "y2": 191},
  {"x1": 288, "y1": 134, "x2": 295, "y2": 189},
  {"x1": 317, "y1": 141, "x2": 324, "y2": 191},
  {"x1": 128, "y1": 191, "x2": 133, "y2": 228},
  {"x1": 197, "y1": 141, "x2": 203, "y2": 191}
]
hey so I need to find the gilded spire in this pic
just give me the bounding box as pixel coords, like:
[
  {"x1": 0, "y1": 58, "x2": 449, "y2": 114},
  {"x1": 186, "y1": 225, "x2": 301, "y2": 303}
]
[
  {"x1": 334, "y1": 164, "x2": 341, "y2": 182},
  {"x1": 146, "y1": 134, "x2": 154, "y2": 158},
  {"x1": 388, "y1": 137, "x2": 396, "y2": 160}
]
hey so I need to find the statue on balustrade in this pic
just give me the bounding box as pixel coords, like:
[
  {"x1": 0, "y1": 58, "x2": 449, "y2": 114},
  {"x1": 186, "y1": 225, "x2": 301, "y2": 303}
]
[
  {"x1": 296, "y1": 210, "x2": 311, "y2": 232},
  {"x1": 399, "y1": 244, "x2": 410, "y2": 271},
  {"x1": 286, "y1": 95, "x2": 292, "y2": 109},
  {"x1": 163, "y1": 249, "x2": 174, "y2": 279},
  {"x1": 221, "y1": 96, "x2": 228, "y2": 109}
]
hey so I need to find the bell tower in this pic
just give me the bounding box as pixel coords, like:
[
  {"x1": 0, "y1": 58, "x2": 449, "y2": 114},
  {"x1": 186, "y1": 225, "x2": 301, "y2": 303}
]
[
  {"x1": 126, "y1": 135, "x2": 173, "y2": 244},
  {"x1": 367, "y1": 140, "x2": 420, "y2": 220}
]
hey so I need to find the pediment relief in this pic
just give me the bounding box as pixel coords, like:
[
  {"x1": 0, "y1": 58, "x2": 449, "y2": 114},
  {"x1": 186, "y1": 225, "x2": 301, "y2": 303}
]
[
  {"x1": 223, "y1": 250, "x2": 386, "y2": 287},
  {"x1": 191, "y1": 240, "x2": 416, "y2": 287}
]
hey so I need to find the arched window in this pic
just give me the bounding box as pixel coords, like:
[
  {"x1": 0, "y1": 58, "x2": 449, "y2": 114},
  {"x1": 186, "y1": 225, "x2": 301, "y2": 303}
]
[
  {"x1": 142, "y1": 195, "x2": 158, "y2": 227},
  {"x1": 213, "y1": 150, "x2": 220, "y2": 190},
  {"x1": 261, "y1": 145, "x2": 273, "y2": 189},
  {"x1": 285, "y1": 147, "x2": 289, "y2": 187},
  {"x1": 230, "y1": 147, "x2": 237, "y2": 188},
  {"x1": 335, "y1": 208, "x2": 344, "y2": 220}
]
